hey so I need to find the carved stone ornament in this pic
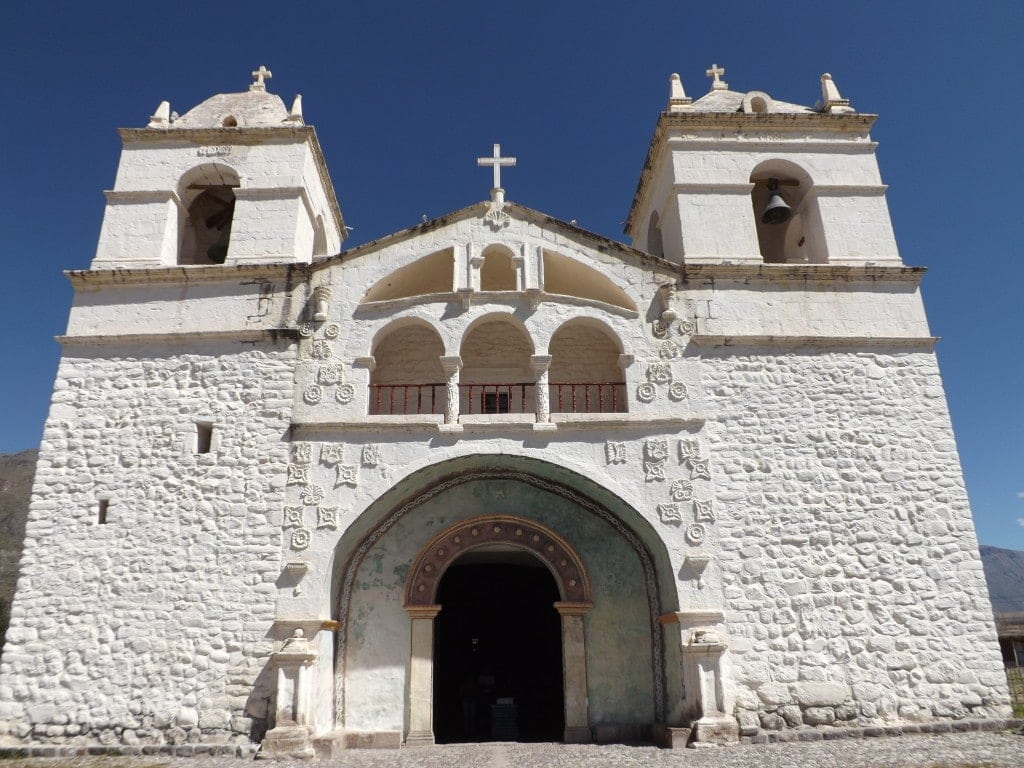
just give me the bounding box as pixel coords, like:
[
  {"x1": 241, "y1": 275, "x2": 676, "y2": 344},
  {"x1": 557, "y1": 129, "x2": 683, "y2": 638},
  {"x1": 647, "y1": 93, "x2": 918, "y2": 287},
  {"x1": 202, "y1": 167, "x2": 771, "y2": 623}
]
[
  {"x1": 484, "y1": 201, "x2": 512, "y2": 230},
  {"x1": 668, "y1": 382, "x2": 688, "y2": 402},
  {"x1": 292, "y1": 443, "x2": 313, "y2": 465},
  {"x1": 636, "y1": 383, "x2": 657, "y2": 403},
  {"x1": 287, "y1": 464, "x2": 310, "y2": 486},
  {"x1": 694, "y1": 498, "x2": 716, "y2": 523},
  {"x1": 644, "y1": 439, "x2": 669, "y2": 463},
  {"x1": 335, "y1": 465, "x2": 358, "y2": 488},
  {"x1": 657, "y1": 503, "x2": 683, "y2": 525},
  {"x1": 336, "y1": 383, "x2": 356, "y2": 405},
  {"x1": 605, "y1": 441, "x2": 627, "y2": 465},
  {"x1": 283, "y1": 506, "x2": 304, "y2": 528},
  {"x1": 679, "y1": 438, "x2": 702, "y2": 463},
  {"x1": 320, "y1": 444, "x2": 345, "y2": 466},
  {"x1": 291, "y1": 528, "x2": 312, "y2": 551},
  {"x1": 303, "y1": 385, "x2": 323, "y2": 405},
  {"x1": 677, "y1": 319, "x2": 697, "y2": 336},
  {"x1": 361, "y1": 444, "x2": 381, "y2": 467},
  {"x1": 652, "y1": 319, "x2": 670, "y2": 339},
  {"x1": 643, "y1": 461, "x2": 667, "y2": 482},
  {"x1": 318, "y1": 365, "x2": 341, "y2": 385},
  {"x1": 311, "y1": 341, "x2": 333, "y2": 360},
  {"x1": 317, "y1": 506, "x2": 338, "y2": 530},
  {"x1": 689, "y1": 458, "x2": 712, "y2": 481},
  {"x1": 670, "y1": 479, "x2": 694, "y2": 502},
  {"x1": 298, "y1": 322, "x2": 314, "y2": 338},
  {"x1": 300, "y1": 484, "x2": 325, "y2": 506},
  {"x1": 659, "y1": 341, "x2": 680, "y2": 360},
  {"x1": 323, "y1": 323, "x2": 340, "y2": 340},
  {"x1": 685, "y1": 523, "x2": 707, "y2": 545},
  {"x1": 646, "y1": 362, "x2": 673, "y2": 385}
]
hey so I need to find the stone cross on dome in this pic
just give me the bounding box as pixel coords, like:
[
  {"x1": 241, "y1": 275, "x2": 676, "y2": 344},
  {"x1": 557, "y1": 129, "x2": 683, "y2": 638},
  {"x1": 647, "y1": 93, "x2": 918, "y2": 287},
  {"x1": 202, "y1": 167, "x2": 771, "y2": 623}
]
[
  {"x1": 477, "y1": 143, "x2": 517, "y2": 192},
  {"x1": 705, "y1": 63, "x2": 728, "y2": 91},
  {"x1": 250, "y1": 65, "x2": 272, "y2": 92}
]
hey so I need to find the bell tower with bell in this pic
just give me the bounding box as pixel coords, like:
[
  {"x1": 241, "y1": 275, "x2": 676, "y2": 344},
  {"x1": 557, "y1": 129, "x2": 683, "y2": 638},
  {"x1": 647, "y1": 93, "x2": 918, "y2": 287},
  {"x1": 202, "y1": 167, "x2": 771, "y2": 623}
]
[
  {"x1": 92, "y1": 66, "x2": 345, "y2": 269},
  {"x1": 626, "y1": 67, "x2": 902, "y2": 266}
]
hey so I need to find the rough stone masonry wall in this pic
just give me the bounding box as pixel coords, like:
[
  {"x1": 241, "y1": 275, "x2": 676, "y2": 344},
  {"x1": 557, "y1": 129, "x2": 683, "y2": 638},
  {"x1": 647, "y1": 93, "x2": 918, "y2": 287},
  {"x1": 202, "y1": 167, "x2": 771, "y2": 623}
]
[
  {"x1": 702, "y1": 347, "x2": 1012, "y2": 733},
  {"x1": 0, "y1": 343, "x2": 294, "y2": 747}
]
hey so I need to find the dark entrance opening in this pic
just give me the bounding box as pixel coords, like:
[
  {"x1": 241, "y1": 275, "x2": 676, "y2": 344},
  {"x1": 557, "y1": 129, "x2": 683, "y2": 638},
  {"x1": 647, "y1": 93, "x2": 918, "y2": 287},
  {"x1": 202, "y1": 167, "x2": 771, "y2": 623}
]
[{"x1": 434, "y1": 553, "x2": 564, "y2": 743}]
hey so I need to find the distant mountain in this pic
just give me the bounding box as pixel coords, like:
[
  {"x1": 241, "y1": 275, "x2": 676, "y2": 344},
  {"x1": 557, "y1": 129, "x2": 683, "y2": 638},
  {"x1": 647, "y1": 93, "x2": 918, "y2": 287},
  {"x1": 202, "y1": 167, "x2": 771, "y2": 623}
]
[
  {"x1": 0, "y1": 449, "x2": 37, "y2": 654},
  {"x1": 980, "y1": 544, "x2": 1024, "y2": 615}
]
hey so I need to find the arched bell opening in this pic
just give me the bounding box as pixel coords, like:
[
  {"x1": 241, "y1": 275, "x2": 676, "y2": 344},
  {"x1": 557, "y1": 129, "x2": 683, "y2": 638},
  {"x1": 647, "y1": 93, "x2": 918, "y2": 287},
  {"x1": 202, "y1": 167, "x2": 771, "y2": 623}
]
[
  {"x1": 749, "y1": 160, "x2": 826, "y2": 264},
  {"x1": 177, "y1": 163, "x2": 241, "y2": 265}
]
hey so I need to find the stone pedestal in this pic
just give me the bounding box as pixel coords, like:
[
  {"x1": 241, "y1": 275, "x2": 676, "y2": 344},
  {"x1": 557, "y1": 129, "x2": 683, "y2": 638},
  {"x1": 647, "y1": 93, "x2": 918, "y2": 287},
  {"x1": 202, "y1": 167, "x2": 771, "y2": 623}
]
[
  {"x1": 259, "y1": 629, "x2": 317, "y2": 759},
  {"x1": 662, "y1": 610, "x2": 738, "y2": 747}
]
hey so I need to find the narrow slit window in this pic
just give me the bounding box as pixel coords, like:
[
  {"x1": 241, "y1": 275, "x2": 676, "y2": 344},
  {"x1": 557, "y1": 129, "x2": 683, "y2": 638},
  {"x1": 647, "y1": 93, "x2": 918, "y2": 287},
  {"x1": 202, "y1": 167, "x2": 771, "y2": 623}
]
[
  {"x1": 196, "y1": 422, "x2": 214, "y2": 454},
  {"x1": 97, "y1": 499, "x2": 109, "y2": 525}
]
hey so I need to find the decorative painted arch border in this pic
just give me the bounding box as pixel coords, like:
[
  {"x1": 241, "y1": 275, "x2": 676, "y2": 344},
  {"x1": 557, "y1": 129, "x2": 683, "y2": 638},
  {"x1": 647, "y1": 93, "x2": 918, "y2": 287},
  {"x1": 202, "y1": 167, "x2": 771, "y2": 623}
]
[
  {"x1": 404, "y1": 515, "x2": 593, "y2": 606},
  {"x1": 334, "y1": 466, "x2": 668, "y2": 726}
]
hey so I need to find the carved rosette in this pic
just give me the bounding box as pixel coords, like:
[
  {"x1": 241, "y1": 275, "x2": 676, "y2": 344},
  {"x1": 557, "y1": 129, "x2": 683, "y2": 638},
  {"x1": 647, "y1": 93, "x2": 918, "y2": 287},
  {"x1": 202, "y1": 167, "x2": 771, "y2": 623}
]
[{"x1": 405, "y1": 516, "x2": 591, "y2": 607}]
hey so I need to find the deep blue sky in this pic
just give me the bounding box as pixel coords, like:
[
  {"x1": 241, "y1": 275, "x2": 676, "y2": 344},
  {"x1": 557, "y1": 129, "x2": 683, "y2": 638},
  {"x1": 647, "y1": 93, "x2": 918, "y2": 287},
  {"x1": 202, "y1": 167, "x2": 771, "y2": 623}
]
[{"x1": 2, "y1": 1, "x2": 1022, "y2": 548}]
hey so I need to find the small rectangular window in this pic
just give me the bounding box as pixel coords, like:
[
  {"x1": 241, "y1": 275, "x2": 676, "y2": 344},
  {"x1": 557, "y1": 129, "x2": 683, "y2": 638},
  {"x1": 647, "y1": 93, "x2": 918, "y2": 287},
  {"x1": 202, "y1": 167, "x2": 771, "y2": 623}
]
[
  {"x1": 483, "y1": 393, "x2": 510, "y2": 414},
  {"x1": 97, "y1": 499, "x2": 109, "y2": 525},
  {"x1": 196, "y1": 422, "x2": 214, "y2": 454}
]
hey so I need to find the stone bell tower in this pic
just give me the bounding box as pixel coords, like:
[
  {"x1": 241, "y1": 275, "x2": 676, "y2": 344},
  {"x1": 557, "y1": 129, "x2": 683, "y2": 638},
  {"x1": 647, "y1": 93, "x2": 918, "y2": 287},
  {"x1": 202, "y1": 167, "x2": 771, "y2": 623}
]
[
  {"x1": 92, "y1": 66, "x2": 345, "y2": 269},
  {"x1": 626, "y1": 66, "x2": 901, "y2": 266}
]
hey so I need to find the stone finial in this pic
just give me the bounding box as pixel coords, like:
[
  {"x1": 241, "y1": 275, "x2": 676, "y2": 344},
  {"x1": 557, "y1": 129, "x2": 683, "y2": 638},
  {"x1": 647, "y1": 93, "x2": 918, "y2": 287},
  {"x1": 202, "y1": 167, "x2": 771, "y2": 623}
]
[
  {"x1": 705, "y1": 63, "x2": 728, "y2": 91},
  {"x1": 286, "y1": 94, "x2": 304, "y2": 124},
  {"x1": 147, "y1": 100, "x2": 171, "y2": 128},
  {"x1": 820, "y1": 73, "x2": 854, "y2": 114},
  {"x1": 668, "y1": 73, "x2": 693, "y2": 112},
  {"x1": 250, "y1": 65, "x2": 273, "y2": 92}
]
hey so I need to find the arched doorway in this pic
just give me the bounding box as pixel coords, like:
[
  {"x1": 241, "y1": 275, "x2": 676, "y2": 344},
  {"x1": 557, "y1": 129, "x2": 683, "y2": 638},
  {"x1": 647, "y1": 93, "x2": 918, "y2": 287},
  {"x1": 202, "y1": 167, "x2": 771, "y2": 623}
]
[
  {"x1": 403, "y1": 515, "x2": 593, "y2": 746},
  {"x1": 434, "y1": 553, "x2": 563, "y2": 742}
]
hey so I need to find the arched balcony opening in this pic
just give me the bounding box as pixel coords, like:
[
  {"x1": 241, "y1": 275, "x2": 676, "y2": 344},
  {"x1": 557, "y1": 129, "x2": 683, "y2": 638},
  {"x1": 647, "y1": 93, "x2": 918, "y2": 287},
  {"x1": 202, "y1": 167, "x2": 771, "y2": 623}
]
[
  {"x1": 549, "y1": 320, "x2": 627, "y2": 414},
  {"x1": 459, "y1": 318, "x2": 534, "y2": 415},
  {"x1": 479, "y1": 245, "x2": 517, "y2": 291},
  {"x1": 369, "y1": 321, "x2": 446, "y2": 415}
]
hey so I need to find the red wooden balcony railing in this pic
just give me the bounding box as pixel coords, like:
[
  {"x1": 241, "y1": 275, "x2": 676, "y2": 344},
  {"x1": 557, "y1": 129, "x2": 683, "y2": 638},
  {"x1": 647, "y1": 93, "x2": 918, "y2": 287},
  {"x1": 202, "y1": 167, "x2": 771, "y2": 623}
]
[
  {"x1": 368, "y1": 382, "x2": 627, "y2": 416},
  {"x1": 549, "y1": 383, "x2": 626, "y2": 414},
  {"x1": 369, "y1": 383, "x2": 445, "y2": 415}
]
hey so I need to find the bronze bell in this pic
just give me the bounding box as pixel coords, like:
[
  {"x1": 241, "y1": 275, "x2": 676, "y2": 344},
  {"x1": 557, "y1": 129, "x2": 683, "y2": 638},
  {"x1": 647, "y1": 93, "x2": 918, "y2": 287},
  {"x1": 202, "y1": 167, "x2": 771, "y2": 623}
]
[{"x1": 761, "y1": 179, "x2": 792, "y2": 225}]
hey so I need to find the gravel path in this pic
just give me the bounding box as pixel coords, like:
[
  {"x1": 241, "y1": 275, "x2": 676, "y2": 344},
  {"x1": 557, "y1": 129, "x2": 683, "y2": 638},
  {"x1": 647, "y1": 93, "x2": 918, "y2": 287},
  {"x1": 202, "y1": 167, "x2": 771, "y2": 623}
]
[{"x1": 2, "y1": 732, "x2": 1023, "y2": 768}]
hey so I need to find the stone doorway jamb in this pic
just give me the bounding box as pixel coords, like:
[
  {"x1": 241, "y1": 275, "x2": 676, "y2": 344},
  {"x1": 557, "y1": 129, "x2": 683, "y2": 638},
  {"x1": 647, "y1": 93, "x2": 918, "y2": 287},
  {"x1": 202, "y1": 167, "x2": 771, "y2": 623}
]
[{"x1": 404, "y1": 605, "x2": 442, "y2": 746}]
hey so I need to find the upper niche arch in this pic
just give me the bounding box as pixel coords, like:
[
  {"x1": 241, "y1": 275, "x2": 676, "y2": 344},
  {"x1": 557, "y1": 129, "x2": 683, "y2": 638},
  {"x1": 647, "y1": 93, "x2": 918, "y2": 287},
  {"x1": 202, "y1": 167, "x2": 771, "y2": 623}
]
[
  {"x1": 363, "y1": 248, "x2": 455, "y2": 303},
  {"x1": 749, "y1": 159, "x2": 827, "y2": 264},
  {"x1": 178, "y1": 163, "x2": 241, "y2": 265},
  {"x1": 479, "y1": 245, "x2": 517, "y2": 291},
  {"x1": 542, "y1": 250, "x2": 637, "y2": 311}
]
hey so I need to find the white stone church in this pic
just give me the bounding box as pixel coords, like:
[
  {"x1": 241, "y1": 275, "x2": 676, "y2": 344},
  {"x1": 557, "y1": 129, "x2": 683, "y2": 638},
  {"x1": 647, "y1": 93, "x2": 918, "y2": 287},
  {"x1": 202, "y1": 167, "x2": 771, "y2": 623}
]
[{"x1": 0, "y1": 65, "x2": 1012, "y2": 755}]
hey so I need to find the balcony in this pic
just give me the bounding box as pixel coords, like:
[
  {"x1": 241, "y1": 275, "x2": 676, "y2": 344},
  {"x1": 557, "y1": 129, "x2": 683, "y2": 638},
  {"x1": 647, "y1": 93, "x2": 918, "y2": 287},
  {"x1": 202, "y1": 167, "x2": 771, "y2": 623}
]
[{"x1": 369, "y1": 382, "x2": 627, "y2": 417}]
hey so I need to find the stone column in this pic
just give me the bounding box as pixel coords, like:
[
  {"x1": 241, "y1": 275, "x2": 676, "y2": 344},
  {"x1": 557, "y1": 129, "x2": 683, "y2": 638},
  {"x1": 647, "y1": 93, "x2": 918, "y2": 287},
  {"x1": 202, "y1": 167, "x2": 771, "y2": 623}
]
[
  {"x1": 555, "y1": 602, "x2": 592, "y2": 743},
  {"x1": 531, "y1": 355, "x2": 552, "y2": 423},
  {"x1": 260, "y1": 629, "x2": 318, "y2": 759},
  {"x1": 439, "y1": 356, "x2": 462, "y2": 426},
  {"x1": 405, "y1": 605, "x2": 441, "y2": 746}
]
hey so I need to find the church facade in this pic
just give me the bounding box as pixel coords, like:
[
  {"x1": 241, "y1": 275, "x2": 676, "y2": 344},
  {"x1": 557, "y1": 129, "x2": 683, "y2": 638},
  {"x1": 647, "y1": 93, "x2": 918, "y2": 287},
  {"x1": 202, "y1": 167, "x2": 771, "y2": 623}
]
[{"x1": 0, "y1": 66, "x2": 1012, "y2": 755}]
